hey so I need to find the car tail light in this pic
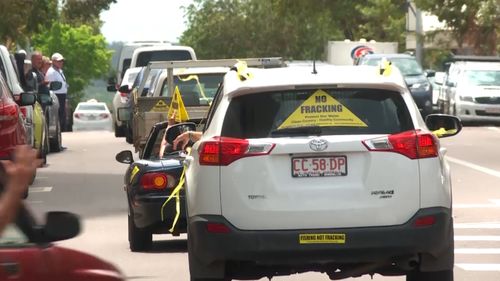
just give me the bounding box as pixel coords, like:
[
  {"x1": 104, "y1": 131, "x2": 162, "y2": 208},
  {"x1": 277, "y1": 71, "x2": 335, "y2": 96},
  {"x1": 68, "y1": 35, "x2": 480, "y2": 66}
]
[
  {"x1": 414, "y1": 215, "x2": 436, "y2": 227},
  {"x1": 74, "y1": 113, "x2": 81, "y2": 119},
  {"x1": 362, "y1": 130, "x2": 438, "y2": 159},
  {"x1": 119, "y1": 91, "x2": 128, "y2": 97},
  {"x1": 20, "y1": 107, "x2": 27, "y2": 118},
  {"x1": 140, "y1": 172, "x2": 175, "y2": 190},
  {"x1": 100, "y1": 113, "x2": 109, "y2": 119},
  {"x1": 206, "y1": 223, "x2": 231, "y2": 233},
  {"x1": 199, "y1": 137, "x2": 275, "y2": 166}
]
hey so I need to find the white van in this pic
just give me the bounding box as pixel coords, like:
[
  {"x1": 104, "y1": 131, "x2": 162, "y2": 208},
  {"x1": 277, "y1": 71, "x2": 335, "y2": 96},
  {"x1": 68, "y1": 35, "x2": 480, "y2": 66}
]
[
  {"x1": 129, "y1": 45, "x2": 197, "y2": 70},
  {"x1": 116, "y1": 41, "x2": 171, "y2": 85}
]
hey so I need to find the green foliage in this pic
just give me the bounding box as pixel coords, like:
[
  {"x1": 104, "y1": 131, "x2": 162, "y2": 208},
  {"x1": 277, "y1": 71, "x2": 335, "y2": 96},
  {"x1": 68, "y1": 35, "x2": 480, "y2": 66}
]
[
  {"x1": 415, "y1": 0, "x2": 499, "y2": 55},
  {"x1": 32, "y1": 23, "x2": 113, "y2": 109},
  {"x1": 180, "y1": 0, "x2": 406, "y2": 60},
  {"x1": 0, "y1": 0, "x2": 58, "y2": 48},
  {"x1": 61, "y1": 0, "x2": 116, "y2": 31}
]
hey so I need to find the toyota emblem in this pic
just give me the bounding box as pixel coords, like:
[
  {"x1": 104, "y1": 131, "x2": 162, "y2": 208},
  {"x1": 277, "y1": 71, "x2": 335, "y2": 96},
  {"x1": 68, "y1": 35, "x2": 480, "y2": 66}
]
[{"x1": 309, "y1": 139, "x2": 328, "y2": 152}]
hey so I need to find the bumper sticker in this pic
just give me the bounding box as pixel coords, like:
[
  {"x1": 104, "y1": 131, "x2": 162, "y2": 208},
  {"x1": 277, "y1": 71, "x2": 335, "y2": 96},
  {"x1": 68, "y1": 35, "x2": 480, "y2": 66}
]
[{"x1": 299, "y1": 233, "x2": 346, "y2": 244}]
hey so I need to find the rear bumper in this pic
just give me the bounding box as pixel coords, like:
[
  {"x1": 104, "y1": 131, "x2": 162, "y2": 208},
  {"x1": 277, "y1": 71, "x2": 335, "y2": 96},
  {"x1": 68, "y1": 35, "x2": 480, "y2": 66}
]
[
  {"x1": 456, "y1": 101, "x2": 500, "y2": 122},
  {"x1": 189, "y1": 207, "x2": 452, "y2": 271},
  {"x1": 131, "y1": 193, "x2": 187, "y2": 233}
]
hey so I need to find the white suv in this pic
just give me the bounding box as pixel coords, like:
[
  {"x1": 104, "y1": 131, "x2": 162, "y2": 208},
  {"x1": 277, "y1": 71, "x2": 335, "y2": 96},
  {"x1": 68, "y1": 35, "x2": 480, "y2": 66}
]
[{"x1": 185, "y1": 63, "x2": 462, "y2": 281}]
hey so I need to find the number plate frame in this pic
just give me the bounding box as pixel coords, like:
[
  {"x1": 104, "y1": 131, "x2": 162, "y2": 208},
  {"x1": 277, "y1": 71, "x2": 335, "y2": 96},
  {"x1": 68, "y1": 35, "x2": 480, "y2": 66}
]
[{"x1": 291, "y1": 156, "x2": 347, "y2": 178}]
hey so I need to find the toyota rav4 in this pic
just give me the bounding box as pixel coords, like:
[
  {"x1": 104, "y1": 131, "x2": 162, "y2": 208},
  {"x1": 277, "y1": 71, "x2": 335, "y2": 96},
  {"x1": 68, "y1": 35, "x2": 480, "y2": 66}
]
[{"x1": 184, "y1": 63, "x2": 461, "y2": 281}]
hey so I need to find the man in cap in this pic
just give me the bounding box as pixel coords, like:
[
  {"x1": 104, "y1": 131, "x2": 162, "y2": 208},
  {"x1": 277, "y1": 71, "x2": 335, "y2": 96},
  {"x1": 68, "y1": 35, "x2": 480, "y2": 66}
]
[{"x1": 46, "y1": 53, "x2": 69, "y2": 136}]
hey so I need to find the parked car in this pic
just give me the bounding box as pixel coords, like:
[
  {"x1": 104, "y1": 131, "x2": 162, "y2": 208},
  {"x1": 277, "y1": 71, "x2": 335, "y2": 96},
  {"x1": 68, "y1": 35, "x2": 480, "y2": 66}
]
[
  {"x1": 428, "y1": 71, "x2": 446, "y2": 113},
  {"x1": 185, "y1": 64, "x2": 461, "y2": 280},
  {"x1": 0, "y1": 203, "x2": 125, "y2": 280},
  {"x1": 107, "y1": 67, "x2": 141, "y2": 137},
  {"x1": 0, "y1": 46, "x2": 35, "y2": 150},
  {"x1": 115, "y1": 122, "x2": 196, "y2": 251},
  {"x1": 72, "y1": 99, "x2": 113, "y2": 132},
  {"x1": 440, "y1": 60, "x2": 500, "y2": 123},
  {"x1": 0, "y1": 74, "x2": 35, "y2": 159},
  {"x1": 356, "y1": 53, "x2": 434, "y2": 117}
]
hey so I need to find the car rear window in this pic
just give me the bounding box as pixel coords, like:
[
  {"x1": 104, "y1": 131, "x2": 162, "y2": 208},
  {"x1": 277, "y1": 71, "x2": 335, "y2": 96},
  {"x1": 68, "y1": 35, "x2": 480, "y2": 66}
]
[
  {"x1": 160, "y1": 73, "x2": 225, "y2": 105},
  {"x1": 221, "y1": 88, "x2": 413, "y2": 139},
  {"x1": 77, "y1": 104, "x2": 107, "y2": 111},
  {"x1": 136, "y1": 50, "x2": 192, "y2": 67}
]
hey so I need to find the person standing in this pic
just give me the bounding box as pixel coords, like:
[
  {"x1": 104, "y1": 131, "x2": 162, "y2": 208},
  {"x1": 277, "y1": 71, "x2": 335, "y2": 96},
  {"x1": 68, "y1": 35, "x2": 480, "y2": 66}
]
[
  {"x1": 31, "y1": 51, "x2": 50, "y2": 95},
  {"x1": 45, "y1": 53, "x2": 69, "y2": 133}
]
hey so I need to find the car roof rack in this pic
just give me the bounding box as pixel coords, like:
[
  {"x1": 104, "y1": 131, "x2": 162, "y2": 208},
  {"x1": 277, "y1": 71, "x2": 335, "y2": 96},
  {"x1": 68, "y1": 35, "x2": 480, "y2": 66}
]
[
  {"x1": 138, "y1": 57, "x2": 285, "y2": 98},
  {"x1": 442, "y1": 55, "x2": 500, "y2": 72}
]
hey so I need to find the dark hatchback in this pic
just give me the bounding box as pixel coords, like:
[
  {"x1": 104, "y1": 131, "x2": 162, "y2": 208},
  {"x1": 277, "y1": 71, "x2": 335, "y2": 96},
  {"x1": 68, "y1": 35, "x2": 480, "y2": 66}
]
[
  {"x1": 116, "y1": 121, "x2": 195, "y2": 252},
  {"x1": 356, "y1": 53, "x2": 434, "y2": 117}
]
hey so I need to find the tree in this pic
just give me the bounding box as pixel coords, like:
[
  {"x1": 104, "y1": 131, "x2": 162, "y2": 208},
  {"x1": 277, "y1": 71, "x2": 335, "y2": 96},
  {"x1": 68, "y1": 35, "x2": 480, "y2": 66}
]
[
  {"x1": 415, "y1": 0, "x2": 499, "y2": 55},
  {"x1": 61, "y1": 0, "x2": 116, "y2": 31},
  {"x1": 32, "y1": 23, "x2": 113, "y2": 109},
  {"x1": 180, "y1": 0, "x2": 407, "y2": 60}
]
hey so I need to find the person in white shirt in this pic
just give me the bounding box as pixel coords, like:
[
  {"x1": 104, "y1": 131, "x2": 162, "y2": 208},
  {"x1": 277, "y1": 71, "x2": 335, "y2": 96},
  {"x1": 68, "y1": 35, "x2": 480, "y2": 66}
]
[{"x1": 45, "y1": 53, "x2": 69, "y2": 134}]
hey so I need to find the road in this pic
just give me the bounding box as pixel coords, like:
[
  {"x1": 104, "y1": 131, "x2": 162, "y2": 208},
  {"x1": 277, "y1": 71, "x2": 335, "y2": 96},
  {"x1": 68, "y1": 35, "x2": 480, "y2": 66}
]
[{"x1": 27, "y1": 127, "x2": 500, "y2": 281}]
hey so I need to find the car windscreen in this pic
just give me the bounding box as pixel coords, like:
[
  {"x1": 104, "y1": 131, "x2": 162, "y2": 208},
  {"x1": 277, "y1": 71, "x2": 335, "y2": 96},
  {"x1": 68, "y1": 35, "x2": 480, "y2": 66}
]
[
  {"x1": 121, "y1": 58, "x2": 131, "y2": 79},
  {"x1": 363, "y1": 57, "x2": 423, "y2": 76},
  {"x1": 221, "y1": 88, "x2": 413, "y2": 139},
  {"x1": 160, "y1": 73, "x2": 225, "y2": 106},
  {"x1": 77, "y1": 104, "x2": 107, "y2": 111},
  {"x1": 464, "y1": 70, "x2": 500, "y2": 86},
  {"x1": 136, "y1": 50, "x2": 193, "y2": 67}
]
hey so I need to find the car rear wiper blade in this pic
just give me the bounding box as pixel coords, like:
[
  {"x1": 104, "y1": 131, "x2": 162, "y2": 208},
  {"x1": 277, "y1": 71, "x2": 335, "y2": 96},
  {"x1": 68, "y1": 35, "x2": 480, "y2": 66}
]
[{"x1": 271, "y1": 126, "x2": 322, "y2": 136}]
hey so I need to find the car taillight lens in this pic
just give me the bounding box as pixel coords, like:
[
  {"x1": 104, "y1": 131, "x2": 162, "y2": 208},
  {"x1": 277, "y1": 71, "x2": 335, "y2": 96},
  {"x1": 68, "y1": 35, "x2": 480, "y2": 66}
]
[
  {"x1": 119, "y1": 91, "x2": 128, "y2": 97},
  {"x1": 362, "y1": 130, "x2": 438, "y2": 159},
  {"x1": 74, "y1": 113, "x2": 81, "y2": 119},
  {"x1": 100, "y1": 113, "x2": 109, "y2": 119},
  {"x1": 198, "y1": 137, "x2": 275, "y2": 166},
  {"x1": 20, "y1": 107, "x2": 27, "y2": 118},
  {"x1": 140, "y1": 172, "x2": 174, "y2": 190},
  {"x1": 414, "y1": 215, "x2": 436, "y2": 227},
  {"x1": 206, "y1": 223, "x2": 231, "y2": 233}
]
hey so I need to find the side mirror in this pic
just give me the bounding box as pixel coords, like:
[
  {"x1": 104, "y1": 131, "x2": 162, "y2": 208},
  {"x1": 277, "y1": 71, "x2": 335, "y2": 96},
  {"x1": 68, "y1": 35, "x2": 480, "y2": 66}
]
[
  {"x1": 116, "y1": 150, "x2": 134, "y2": 164},
  {"x1": 165, "y1": 122, "x2": 197, "y2": 145},
  {"x1": 50, "y1": 81, "x2": 63, "y2": 91},
  {"x1": 119, "y1": 85, "x2": 130, "y2": 94},
  {"x1": 43, "y1": 211, "x2": 80, "y2": 242},
  {"x1": 426, "y1": 114, "x2": 462, "y2": 138},
  {"x1": 18, "y1": 92, "x2": 36, "y2": 106},
  {"x1": 117, "y1": 107, "x2": 131, "y2": 122},
  {"x1": 425, "y1": 69, "x2": 436, "y2": 78},
  {"x1": 38, "y1": 93, "x2": 53, "y2": 106},
  {"x1": 107, "y1": 84, "x2": 117, "y2": 92}
]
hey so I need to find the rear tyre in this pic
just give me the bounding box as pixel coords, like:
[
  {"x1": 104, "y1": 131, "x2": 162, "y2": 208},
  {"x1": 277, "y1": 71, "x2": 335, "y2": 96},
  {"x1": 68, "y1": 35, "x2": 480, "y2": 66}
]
[
  {"x1": 49, "y1": 122, "x2": 61, "y2": 152},
  {"x1": 114, "y1": 122, "x2": 125, "y2": 137},
  {"x1": 125, "y1": 127, "x2": 133, "y2": 144},
  {"x1": 406, "y1": 269, "x2": 453, "y2": 281},
  {"x1": 128, "y1": 214, "x2": 152, "y2": 252}
]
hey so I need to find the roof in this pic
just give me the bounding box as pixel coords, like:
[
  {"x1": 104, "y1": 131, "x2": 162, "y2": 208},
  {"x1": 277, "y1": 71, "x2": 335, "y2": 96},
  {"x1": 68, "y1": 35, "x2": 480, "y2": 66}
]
[
  {"x1": 451, "y1": 61, "x2": 500, "y2": 71},
  {"x1": 223, "y1": 65, "x2": 408, "y2": 96},
  {"x1": 360, "y1": 53, "x2": 415, "y2": 60}
]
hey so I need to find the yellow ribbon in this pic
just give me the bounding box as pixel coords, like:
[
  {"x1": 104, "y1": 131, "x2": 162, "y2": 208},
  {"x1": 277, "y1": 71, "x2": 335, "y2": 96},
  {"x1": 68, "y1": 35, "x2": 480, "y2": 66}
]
[
  {"x1": 432, "y1": 127, "x2": 457, "y2": 138},
  {"x1": 177, "y1": 75, "x2": 208, "y2": 100},
  {"x1": 160, "y1": 148, "x2": 191, "y2": 233}
]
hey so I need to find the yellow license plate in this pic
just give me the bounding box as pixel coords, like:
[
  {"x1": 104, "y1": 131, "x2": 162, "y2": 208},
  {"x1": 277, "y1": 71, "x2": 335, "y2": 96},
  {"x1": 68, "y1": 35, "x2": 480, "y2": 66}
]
[{"x1": 299, "y1": 233, "x2": 346, "y2": 244}]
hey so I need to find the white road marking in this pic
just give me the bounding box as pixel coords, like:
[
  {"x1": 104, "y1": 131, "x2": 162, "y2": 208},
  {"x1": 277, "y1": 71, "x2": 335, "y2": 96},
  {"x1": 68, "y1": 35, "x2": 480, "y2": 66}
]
[
  {"x1": 454, "y1": 203, "x2": 500, "y2": 208},
  {"x1": 447, "y1": 156, "x2": 500, "y2": 179},
  {"x1": 454, "y1": 222, "x2": 500, "y2": 229},
  {"x1": 455, "y1": 248, "x2": 500, "y2": 254},
  {"x1": 455, "y1": 235, "x2": 500, "y2": 241},
  {"x1": 456, "y1": 263, "x2": 500, "y2": 271},
  {"x1": 29, "y1": 186, "x2": 53, "y2": 192},
  {"x1": 488, "y1": 127, "x2": 500, "y2": 132}
]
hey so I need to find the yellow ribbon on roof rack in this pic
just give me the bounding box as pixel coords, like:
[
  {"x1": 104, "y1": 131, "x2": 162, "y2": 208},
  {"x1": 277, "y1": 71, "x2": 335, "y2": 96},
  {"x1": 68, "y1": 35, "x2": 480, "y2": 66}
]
[
  {"x1": 378, "y1": 58, "x2": 393, "y2": 76},
  {"x1": 233, "y1": 60, "x2": 254, "y2": 81}
]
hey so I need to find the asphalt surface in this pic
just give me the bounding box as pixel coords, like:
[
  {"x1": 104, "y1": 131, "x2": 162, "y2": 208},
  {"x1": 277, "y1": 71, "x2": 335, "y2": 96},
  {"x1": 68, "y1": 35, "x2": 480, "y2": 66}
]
[{"x1": 27, "y1": 127, "x2": 500, "y2": 281}]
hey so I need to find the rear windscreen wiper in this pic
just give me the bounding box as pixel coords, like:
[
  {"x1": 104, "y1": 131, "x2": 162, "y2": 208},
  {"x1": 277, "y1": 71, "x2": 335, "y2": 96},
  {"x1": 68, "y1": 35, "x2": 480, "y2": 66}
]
[{"x1": 271, "y1": 126, "x2": 322, "y2": 136}]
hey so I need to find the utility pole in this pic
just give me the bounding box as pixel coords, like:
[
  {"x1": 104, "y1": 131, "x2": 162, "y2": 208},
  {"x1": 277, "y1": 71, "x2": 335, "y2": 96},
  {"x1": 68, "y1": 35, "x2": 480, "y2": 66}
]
[{"x1": 407, "y1": 1, "x2": 424, "y2": 66}]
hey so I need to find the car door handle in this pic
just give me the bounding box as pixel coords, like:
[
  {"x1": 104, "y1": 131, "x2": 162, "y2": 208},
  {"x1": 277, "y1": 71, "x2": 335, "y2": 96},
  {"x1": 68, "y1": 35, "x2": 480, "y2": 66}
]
[{"x1": 0, "y1": 262, "x2": 20, "y2": 276}]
